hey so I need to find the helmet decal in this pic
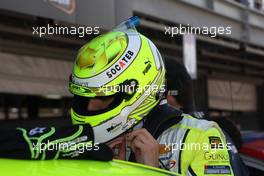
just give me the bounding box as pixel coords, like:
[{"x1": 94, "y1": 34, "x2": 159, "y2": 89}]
[{"x1": 71, "y1": 30, "x2": 141, "y2": 88}]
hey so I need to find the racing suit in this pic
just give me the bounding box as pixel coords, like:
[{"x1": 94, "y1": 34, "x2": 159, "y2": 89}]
[
  {"x1": 158, "y1": 114, "x2": 233, "y2": 175},
  {"x1": 132, "y1": 103, "x2": 234, "y2": 175}
]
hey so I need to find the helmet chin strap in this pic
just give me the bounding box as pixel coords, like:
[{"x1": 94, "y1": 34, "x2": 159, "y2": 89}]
[
  {"x1": 131, "y1": 120, "x2": 144, "y2": 131},
  {"x1": 124, "y1": 120, "x2": 144, "y2": 160}
]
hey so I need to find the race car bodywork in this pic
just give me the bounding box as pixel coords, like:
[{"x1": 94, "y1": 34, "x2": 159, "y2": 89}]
[{"x1": 0, "y1": 158, "x2": 179, "y2": 176}]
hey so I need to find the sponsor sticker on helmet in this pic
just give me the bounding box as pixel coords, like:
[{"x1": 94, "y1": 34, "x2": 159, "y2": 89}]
[
  {"x1": 106, "y1": 50, "x2": 134, "y2": 78},
  {"x1": 107, "y1": 122, "x2": 123, "y2": 133},
  {"x1": 142, "y1": 58, "x2": 152, "y2": 75}
]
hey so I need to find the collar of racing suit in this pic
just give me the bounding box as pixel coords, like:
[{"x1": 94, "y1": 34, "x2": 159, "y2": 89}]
[
  {"x1": 127, "y1": 101, "x2": 183, "y2": 161},
  {"x1": 143, "y1": 102, "x2": 183, "y2": 139}
]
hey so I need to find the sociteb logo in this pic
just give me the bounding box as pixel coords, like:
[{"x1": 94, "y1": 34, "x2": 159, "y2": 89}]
[{"x1": 106, "y1": 50, "x2": 134, "y2": 78}]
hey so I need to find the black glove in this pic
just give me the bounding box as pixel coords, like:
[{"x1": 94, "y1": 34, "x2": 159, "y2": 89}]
[{"x1": 0, "y1": 124, "x2": 113, "y2": 161}]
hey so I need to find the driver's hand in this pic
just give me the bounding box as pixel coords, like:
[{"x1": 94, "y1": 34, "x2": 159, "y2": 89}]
[
  {"x1": 106, "y1": 136, "x2": 126, "y2": 160},
  {"x1": 127, "y1": 128, "x2": 159, "y2": 167}
]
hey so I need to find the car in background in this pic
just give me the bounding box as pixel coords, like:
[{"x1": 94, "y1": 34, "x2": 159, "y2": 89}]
[{"x1": 240, "y1": 131, "x2": 264, "y2": 175}]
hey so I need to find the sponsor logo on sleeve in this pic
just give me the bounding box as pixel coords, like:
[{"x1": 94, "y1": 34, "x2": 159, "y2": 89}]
[
  {"x1": 209, "y1": 136, "x2": 223, "y2": 149},
  {"x1": 159, "y1": 144, "x2": 171, "y2": 155},
  {"x1": 204, "y1": 151, "x2": 229, "y2": 163},
  {"x1": 168, "y1": 160, "x2": 176, "y2": 169},
  {"x1": 204, "y1": 165, "x2": 231, "y2": 175}
]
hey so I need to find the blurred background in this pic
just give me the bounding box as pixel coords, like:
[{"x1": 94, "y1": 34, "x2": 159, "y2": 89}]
[{"x1": 0, "y1": 0, "x2": 264, "y2": 173}]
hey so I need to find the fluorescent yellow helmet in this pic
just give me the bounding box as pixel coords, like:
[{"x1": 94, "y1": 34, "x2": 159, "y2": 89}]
[{"x1": 69, "y1": 17, "x2": 166, "y2": 143}]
